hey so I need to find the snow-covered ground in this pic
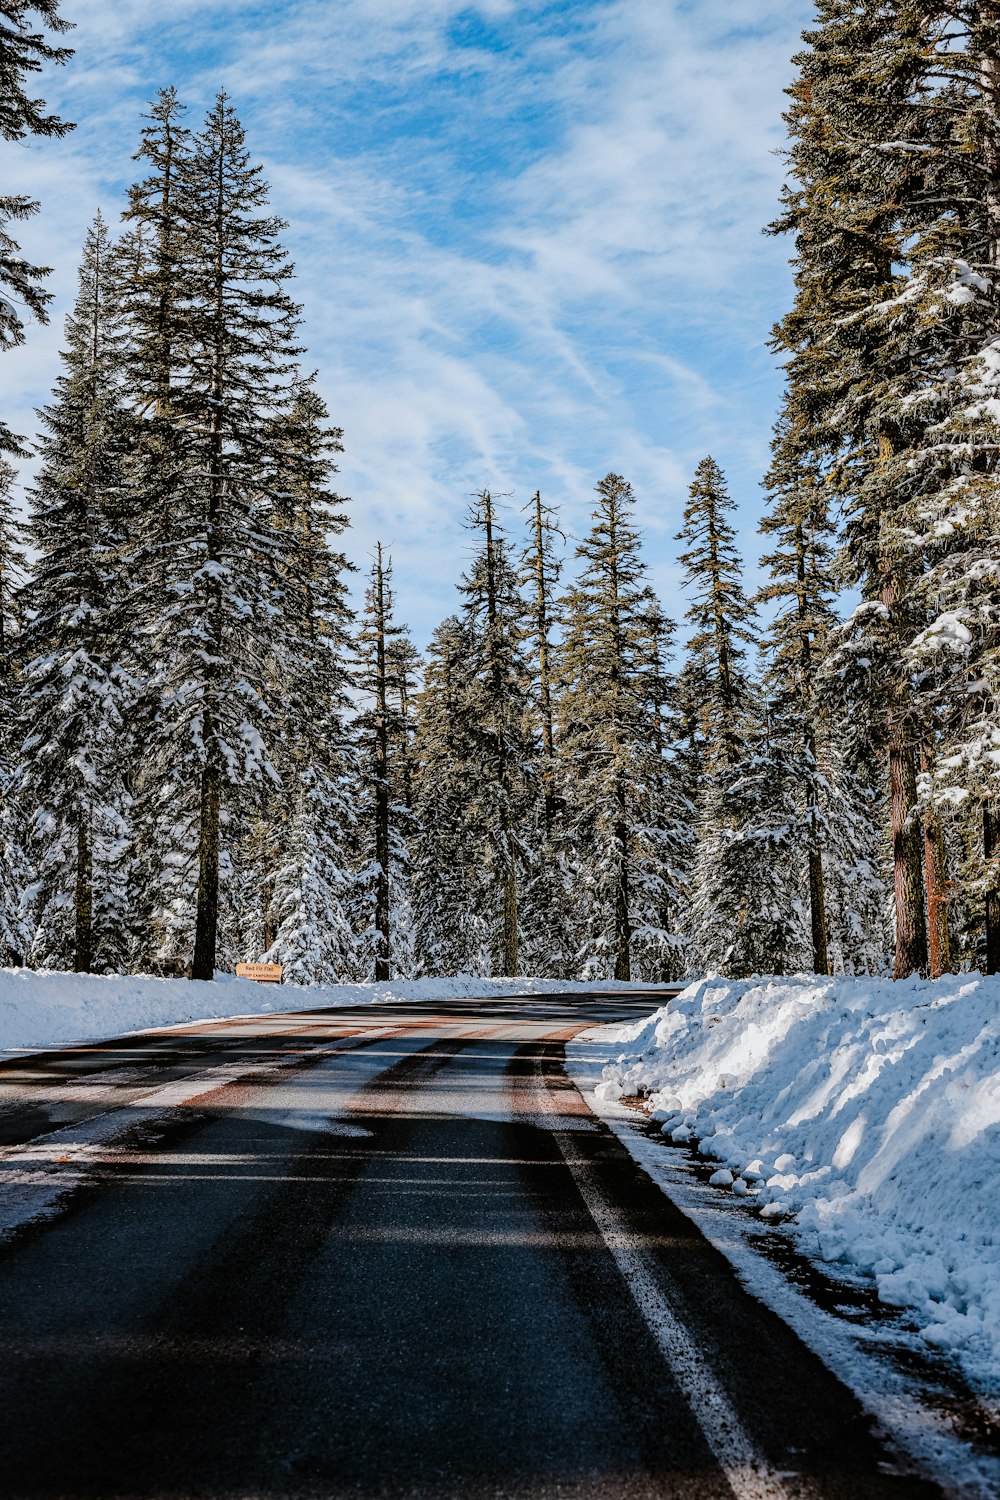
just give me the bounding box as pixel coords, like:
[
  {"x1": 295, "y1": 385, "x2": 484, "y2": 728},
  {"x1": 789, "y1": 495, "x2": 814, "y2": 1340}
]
[
  {"x1": 573, "y1": 972, "x2": 1000, "y2": 1401},
  {"x1": 0, "y1": 967, "x2": 644, "y2": 1055}
]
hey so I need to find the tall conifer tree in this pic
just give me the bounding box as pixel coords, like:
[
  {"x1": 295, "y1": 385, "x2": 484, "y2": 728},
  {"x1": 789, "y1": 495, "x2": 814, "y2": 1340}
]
[
  {"x1": 121, "y1": 93, "x2": 309, "y2": 978},
  {"x1": 250, "y1": 378, "x2": 356, "y2": 984},
  {"x1": 20, "y1": 213, "x2": 134, "y2": 971},
  {"x1": 411, "y1": 615, "x2": 486, "y2": 975},
  {"x1": 560, "y1": 474, "x2": 677, "y2": 980},
  {"x1": 354, "y1": 545, "x2": 415, "y2": 980},
  {"x1": 0, "y1": 1, "x2": 73, "y2": 453},
  {"x1": 459, "y1": 492, "x2": 535, "y2": 976},
  {"x1": 0, "y1": 458, "x2": 27, "y2": 961}
]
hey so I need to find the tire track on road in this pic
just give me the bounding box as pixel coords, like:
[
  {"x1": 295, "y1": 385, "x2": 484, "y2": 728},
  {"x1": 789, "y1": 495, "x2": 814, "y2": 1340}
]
[{"x1": 0, "y1": 1015, "x2": 443, "y2": 1248}]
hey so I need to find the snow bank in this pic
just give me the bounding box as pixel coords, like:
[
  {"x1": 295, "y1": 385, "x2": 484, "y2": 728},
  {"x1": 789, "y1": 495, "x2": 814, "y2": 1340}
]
[
  {"x1": 594, "y1": 973, "x2": 1000, "y2": 1392},
  {"x1": 0, "y1": 968, "x2": 644, "y2": 1054}
]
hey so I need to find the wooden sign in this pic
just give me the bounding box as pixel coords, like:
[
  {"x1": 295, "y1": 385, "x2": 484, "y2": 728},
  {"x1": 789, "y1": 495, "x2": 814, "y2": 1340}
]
[{"x1": 236, "y1": 962, "x2": 283, "y2": 984}]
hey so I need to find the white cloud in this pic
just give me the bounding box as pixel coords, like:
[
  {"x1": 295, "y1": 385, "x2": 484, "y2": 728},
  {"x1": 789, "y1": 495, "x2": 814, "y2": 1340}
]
[{"x1": 5, "y1": 0, "x2": 812, "y2": 643}]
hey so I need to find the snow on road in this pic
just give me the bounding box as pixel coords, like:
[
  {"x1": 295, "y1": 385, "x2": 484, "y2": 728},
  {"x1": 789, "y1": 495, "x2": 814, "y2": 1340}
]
[{"x1": 569, "y1": 973, "x2": 1000, "y2": 1403}]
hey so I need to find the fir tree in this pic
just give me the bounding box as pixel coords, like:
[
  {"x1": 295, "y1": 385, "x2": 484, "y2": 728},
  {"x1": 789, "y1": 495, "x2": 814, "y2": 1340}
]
[
  {"x1": 675, "y1": 458, "x2": 755, "y2": 773},
  {"x1": 677, "y1": 458, "x2": 775, "y2": 977},
  {"x1": 0, "y1": 0, "x2": 74, "y2": 452},
  {"x1": 521, "y1": 490, "x2": 563, "y2": 832},
  {"x1": 559, "y1": 474, "x2": 678, "y2": 980},
  {"x1": 689, "y1": 688, "x2": 809, "y2": 977},
  {"x1": 19, "y1": 212, "x2": 134, "y2": 971},
  {"x1": 121, "y1": 93, "x2": 309, "y2": 979},
  {"x1": 354, "y1": 544, "x2": 414, "y2": 980},
  {"x1": 0, "y1": 457, "x2": 28, "y2": 960},
  {"x1": 411, "y1": 615, "x2": 487, "y2": 975},
  {"x1": 758, "y1": 412, "x2": 839, "y2": 974},
  {"x1": 459, "y1": 491, "x2": 535, "y2": 976},
  {"x1": 767, "y1": 1, "x2": 952, "y2": 978},
  {"x1": 246, "y1": 378, "x2": 356, "y2": 985}
]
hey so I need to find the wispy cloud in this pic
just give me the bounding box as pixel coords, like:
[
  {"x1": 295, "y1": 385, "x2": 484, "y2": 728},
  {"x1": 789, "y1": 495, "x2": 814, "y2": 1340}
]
[{"x1": 4, "y1": 0, "x2": 812, "y2": 642}]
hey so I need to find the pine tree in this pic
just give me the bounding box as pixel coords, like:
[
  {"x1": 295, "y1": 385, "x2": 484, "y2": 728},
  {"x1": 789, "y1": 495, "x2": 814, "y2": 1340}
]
[
  {"x1": 768, "y1": 1, "x2": 933, "y2": 978},
  {"x1": 521, "y1": 490, "x2": 562, "y2": 831},
  {"x1": 758, "y1": 412, "x2": 839, "y2": 973},
  {"x1": 690, "y1": 686, "x2": 810, "y2": 977},
  {"x1": 559, "y1": 474, "x2": 677, "y2": 980},
  {"x1": 411, "y1": 615, "x2": 488, "y2": 975},
  {"x1": 635, "y1": 597, "x2": 692, "y2": 976},
  {"x1": 19, "y1": 212, "x2": 135, "y2": 972},
  {"x1": 516, "y1": 489, "x2": 578, "y2": 977},
  {"x1": 0, "y1": 1, "x2": 74, "y2": 453},
  {"x1": 677, "y1": 458, "x2": 777, "y2": 976},
  {"x1": 459, "y1": 491, "x2": 535, "y2": 976},
  {"x1": 0, "y1": 458, "x2": 28, "y2": 961},
  {"x1": 879, "y1": 5, "x2": 1000, "y2": 973},
  {"x1": 250, "y1": 378, "x2": 356, "y2": 985},
  {"x1": 385, "y1": 631, "x2": 421, "y2": 816},
  {"x1": 121, "y1": 93, "x2": 309, "y2": 979},
  {"x1": 354, "y1": 544, "x2": 415, "y2": 980},
  {"x1": 675, "y1": 458, "x2": 755, "y2": 773}
]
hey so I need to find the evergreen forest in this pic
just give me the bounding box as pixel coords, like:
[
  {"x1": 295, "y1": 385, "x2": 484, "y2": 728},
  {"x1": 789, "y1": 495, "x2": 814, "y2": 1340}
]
[{"x1": 2, "y1": 3, "x2": 999, "y2": 985}]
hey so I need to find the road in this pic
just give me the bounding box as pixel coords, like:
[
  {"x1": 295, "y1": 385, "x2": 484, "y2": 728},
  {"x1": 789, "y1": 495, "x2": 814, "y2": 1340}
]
[{"x1": 0, "y1": 991, "x2": 943, "y2": 1500}]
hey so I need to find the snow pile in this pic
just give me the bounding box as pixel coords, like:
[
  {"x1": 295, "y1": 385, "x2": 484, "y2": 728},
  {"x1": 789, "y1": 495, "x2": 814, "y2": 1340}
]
[
  {"x1": 594, "y1": 973, "x2": 1000, "y2": 1389},
  {"x1": 0, "y1": 968, "x2": 645, "y2": 1054}
]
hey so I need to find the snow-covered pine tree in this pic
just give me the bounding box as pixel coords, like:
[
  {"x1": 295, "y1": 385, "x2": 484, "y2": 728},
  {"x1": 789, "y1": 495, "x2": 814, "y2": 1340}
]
[
  {"x1": 0, "y1": 1, "x2": 73, "y2": 454},
  {"x1": 120, "y1": 92, "x2": 309, "y2": 980},
  {"x1": 634, "y1": 596, "x2": 691, "y2": 977},
  {"x1": 676, "y1": 458, "x2": 755, "y2": 771},
  {"x1": 247, "y1": 378, "x2": 356, "y2": 985},
  {"x1": 769, "y1": 0, "x2": 932, "y2": 977},
  {"x1": 458, "y1": 491, "x2": 536, "y2": 976},
  {"x1": 874, "y1": 5, "x2": 1000, "y2": 973},
  {"x1": 517, "y1": 489, "x2": 576, "y2": 978},
  {"x1": 696, "y1": 676, "x2": 811, "y2": 977},
  {"x1": 559, "y1": 473, "x2": 677, "y2": 981},
  {"x1": 353, "y1": 544, "x2": 415, "y2": 980},
  {"x1": 410, "y1": 615, "x2": 487, "y2": 975},
  {"x1": 521, "y1": 490, "x2": 562, "y2": 832},
  {"x1": 0, "y1": 457, "x2": 28, "y2": 961},
  {"x1": 758, "y1": 410, "x2": 839, "y2": 973},
  {"x1": 676, "y1": 458, "x2": 774, "y2": 976},
  {"x1": 385, "y1": 630, "x2": 421, "y2": 817},
  {"x1": 19, "y1": 212, "x2": 135, "y2": 972}
]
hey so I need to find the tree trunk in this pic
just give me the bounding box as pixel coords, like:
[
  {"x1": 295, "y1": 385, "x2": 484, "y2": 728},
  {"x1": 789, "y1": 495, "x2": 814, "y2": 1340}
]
[
  {"x1": 614, "y1": 763, "x2": 632, "y2": 980},
  {"x1": 807, "y1": 841, "x2": 829, "y2": 977},
  {"x1": 191, "y1": 140, "x2": 228, "y2": 984},
  {"x1": 503, "y1": 868, "x2": 518, "y2": 977},
  {"x1": 374, "y1": 547, "x2": 391, "y2": 982},
  {"x1": 985, "y1": 800, "x2": 1000, "y2": 975},
  {"x1": 804, "y1": 731, "x2": 829, "y2": 976},
  {"x1": 262, "y1": 880, "x2": 275, "y2": 954},
  {"x1": 888, "y1": 731, "x2": 927, "y2": 977},
  {"x1": 530, "y1": 491, "x2": 557, "y2": 834},
  {"x1": 74, "y1": 815, "x2": 93, "y2": 974},
  {"x1": 879, "y1": 514, "x2": 928, "y2": 979},
  {"x1": 480, "y1": 491, "x2": 519, "y2": 976},
  {"x1": 614, "y1": 816, "x2": 632, "y2": 982},
  {"x1": 192, "y1": 760, "x2": 222, "y2": 981},
  {"x1": 920, "y1": 747, "x2": 952, "y2": 978}
]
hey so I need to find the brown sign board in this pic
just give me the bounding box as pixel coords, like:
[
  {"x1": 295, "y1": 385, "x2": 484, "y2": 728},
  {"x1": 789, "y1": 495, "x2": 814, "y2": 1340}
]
[{"x1": 235, "y1": 962, "x2": 283, "y2": 984}]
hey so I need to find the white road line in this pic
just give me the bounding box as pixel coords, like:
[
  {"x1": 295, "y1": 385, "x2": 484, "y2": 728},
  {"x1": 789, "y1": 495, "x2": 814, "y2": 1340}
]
[{"x1": 531, "y1": 1071, "x2": 803, "y2": 1500}]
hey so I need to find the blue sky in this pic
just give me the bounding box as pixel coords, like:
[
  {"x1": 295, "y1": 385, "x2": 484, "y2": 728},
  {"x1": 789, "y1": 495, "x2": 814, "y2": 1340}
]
[{"x1": 7, "y1": 0, "x2": 814, "y2": 646}]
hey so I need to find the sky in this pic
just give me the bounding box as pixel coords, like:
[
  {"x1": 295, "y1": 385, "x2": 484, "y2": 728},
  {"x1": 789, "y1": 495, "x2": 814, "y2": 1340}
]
[{"x1": 5, "y1": 0, "x2": 815, "y2": 647}]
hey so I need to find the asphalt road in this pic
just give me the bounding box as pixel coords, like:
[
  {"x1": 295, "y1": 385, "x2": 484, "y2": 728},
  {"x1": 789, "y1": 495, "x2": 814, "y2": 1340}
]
[{"x1": 0, "y1": 992, "x2": 943, "y2": 1500}]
